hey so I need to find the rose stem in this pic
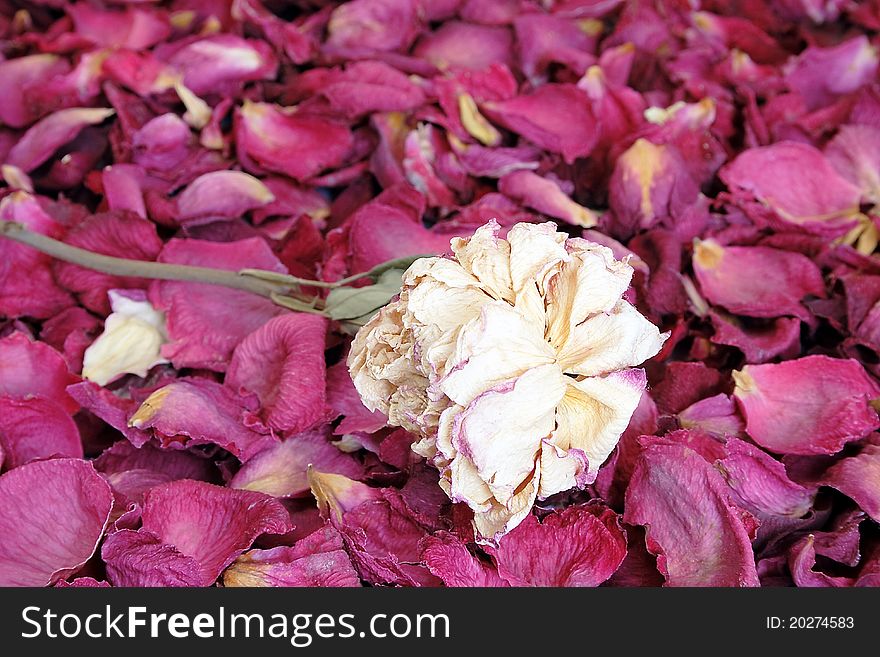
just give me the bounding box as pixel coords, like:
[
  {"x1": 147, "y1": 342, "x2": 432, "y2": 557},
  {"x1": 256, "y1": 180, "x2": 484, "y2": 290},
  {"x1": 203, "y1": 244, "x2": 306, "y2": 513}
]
[{"x1": 0, "y1": 219, "x2": 326, "y2": 310}]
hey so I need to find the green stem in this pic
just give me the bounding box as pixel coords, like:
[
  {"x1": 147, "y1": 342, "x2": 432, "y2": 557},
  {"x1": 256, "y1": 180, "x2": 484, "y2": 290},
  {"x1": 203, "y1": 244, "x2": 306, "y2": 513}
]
[{"x1": 0, "y1": 220, "x2": 318, "y2": 306}]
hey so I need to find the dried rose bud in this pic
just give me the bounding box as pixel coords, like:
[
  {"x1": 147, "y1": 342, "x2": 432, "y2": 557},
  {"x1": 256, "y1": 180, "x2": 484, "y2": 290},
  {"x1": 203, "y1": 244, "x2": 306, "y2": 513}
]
[{"x1": 348, "y1": 221, "x2": 667, "y2": 541}]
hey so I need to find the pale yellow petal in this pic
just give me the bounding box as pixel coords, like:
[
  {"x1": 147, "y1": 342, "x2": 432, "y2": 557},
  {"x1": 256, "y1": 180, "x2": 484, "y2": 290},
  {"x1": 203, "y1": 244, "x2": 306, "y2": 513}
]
[
  {"x1": 506, "y1": 221, "x2": 569, "y2": 293},
  {"x1": 553, "y1": 371, "x2": 646, "y2": 474},
  {"x1": 450, "y1": 220, "x2": 514, "y2": 302},
  {"x1": 452, "y1": 363, "x2": 565, "y2": 503},
  {"x1": 557, "y1": 300, "x2": 667, "y2": 376},
  {"x1": 439, "y1": 301, "x2": 556, "y2": 406},
  {"x1": 545, "y1": 241, "x2": 634, "y2": 350},
  {"x1": 472, "y1": 474, "x2": 539, "y2": 544}
]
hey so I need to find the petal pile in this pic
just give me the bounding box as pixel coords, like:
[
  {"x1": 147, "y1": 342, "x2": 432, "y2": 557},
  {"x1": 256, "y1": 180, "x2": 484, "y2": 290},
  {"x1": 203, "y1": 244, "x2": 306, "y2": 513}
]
[{"x1": 1, "y1": 0, "x2": 880, "y2": 588}]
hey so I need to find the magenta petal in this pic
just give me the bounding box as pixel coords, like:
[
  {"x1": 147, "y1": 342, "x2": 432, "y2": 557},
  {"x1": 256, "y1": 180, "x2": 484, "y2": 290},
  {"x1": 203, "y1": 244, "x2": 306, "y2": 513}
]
[
  {"x1": 230, "y1": 428, "x2": 363, "y2": 497},
  {"x1": 413, "y1": 21, "x2": 513, "y2": 71},
  {"x1": 483, "y1": 85, "x2": 597, "y2": 163},
  {"x1": 324, "y1": 0, "x2": 423, "y2": 58},
  {"x1": 226, "y1": 314, "x2": 328, "y2": 434},
  {"x1": 103, "y1": 480, "x2": 292, "y2": 587},
  {"x1": 693, "y1": 240, "x2": 825, "y2": 321},
  {"x1": 319, "y1": 61, "x2": 426, "y2": 118},
  {"x1": 492, "y1": 506, "x2": 627, "y2": 587},
  {"x1": 0, "y1": 54, "x2": 70, "y2": 128},
  {"x1": 0, "y1": 332, "x2": 79, "y2": 414},
  {"x1": 677, "y1": 394, "x2": 745, "y2": 439},
  {"x1": 498, "y1": 170, "x2": 596, "y2": 226},
  {"x1": 128, "y1": 378, "x2": 276, "y2": 462},
  {"x1": 709, "y1": 313, "x2": 802, "y2": 363},
  {"x1": 717, "y1": 438, "x2": 816, "y2": 518},
  {"x1": 224, "y1": 525, "x2": 361, "y2": 587},
  {"x1": 733, "y1": 356, "x2": 880, "y2": 455},
  {"x1": 820, "y1": 439, "x2": 880, "y2": 523},
  {"x1": 720, "y1": 141, "x2": 862, "y2": 236},
  {"x1": 0, "y1": 458, "x2": 112, "y2": 586},
  {"x1": 0, "y1": 396, "x2": 82, "y2": 470},
  {"x1": 94, "y1": 441, "x2": 217, "y2": 505},
  {"x1": 0, "y1": 192, "x2": 74, "y2": 319},
  {"x1": 165, "y1": 35, "x2": 278, "y2": 96},
  {"x1": 340, "y1": 183, "x2": 457, "y2": 273},
  {"x1": 623, "y1": 439, "x2": 760, "y2": 586},
  {"x1": 149, "y1": 237, "x2": 287, "y2": 370},
  {"x1": 101, "y1": 529, "x2": 205, "y2": 587},
  {"x1": 6, "y1": 107, "x2": 115, "y2": 172},
  {"x1": 786, "y1": 36, "x2": 878, "y2": 111},
  {"x1": 235, "y1": 101, "x2": 353, "y2": 182},
  {"x1": 53, "y1": 210, "x2": 164, "y2": 315},
  {"x1": 326, "y1": 361, "x2": 387, "y2": 435},
  {"x1": 422, "y1": 532, "x2": 507, "y2": 587},
  {"x1": 176, "y1": 171, "x2": 275, "y2": 226}
]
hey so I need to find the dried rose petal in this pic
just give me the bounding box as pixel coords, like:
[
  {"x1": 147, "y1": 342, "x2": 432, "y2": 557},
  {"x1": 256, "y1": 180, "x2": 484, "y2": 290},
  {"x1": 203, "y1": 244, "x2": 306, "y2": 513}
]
[
  {"x1": 230, "y1": 428, "x2": 362, "y2": 498},
  {"x1": 0, "y1": 459, "x2": 112, "y2": 586},
  {"x1": 0, "y1": 396, "x2": 82, "y2": 470},
  {"x1": 223, "y1": 526, "x2": 361, "y2": 587},
  {"x1": 226, "y1": 313, "x2": 328, "y2": 434},
  {"x1": 733, "y1": 356, "x2": 880, "y2": 455},
  {"x1": 102, "y1": 480, "x2": 291, "y2": 587},
  {"x1": 624, "y1": 438, "x2": 760, "y2": 586}
]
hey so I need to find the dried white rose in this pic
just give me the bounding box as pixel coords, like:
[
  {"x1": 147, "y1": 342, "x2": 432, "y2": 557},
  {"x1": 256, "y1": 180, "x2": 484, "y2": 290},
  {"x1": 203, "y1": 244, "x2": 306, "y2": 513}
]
[
  {"x1": 348, "y1": 221, "x2": 668, "y2": 542},
  {"x1": 82, "y1": 290, "x2": 168, "y2": 386}
]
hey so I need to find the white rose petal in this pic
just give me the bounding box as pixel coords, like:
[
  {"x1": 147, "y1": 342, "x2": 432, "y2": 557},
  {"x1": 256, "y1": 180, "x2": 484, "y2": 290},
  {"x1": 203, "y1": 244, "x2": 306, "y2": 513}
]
[{"x1": 82, "y1": 291, "x2": 168, "y2": 386}]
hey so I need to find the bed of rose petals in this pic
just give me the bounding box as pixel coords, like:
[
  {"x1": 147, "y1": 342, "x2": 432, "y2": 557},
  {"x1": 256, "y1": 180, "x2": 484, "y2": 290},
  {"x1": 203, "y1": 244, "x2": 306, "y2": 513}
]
[{"x1": 2, "y1": 0, "x2": 880, "y2": 588}]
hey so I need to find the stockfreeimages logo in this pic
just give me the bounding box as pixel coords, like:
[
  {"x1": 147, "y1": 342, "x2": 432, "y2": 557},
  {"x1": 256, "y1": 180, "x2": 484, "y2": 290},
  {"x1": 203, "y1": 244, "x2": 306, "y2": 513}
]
[{"x1": 21, "y1": 606, "x2": 451, "y2": 646}]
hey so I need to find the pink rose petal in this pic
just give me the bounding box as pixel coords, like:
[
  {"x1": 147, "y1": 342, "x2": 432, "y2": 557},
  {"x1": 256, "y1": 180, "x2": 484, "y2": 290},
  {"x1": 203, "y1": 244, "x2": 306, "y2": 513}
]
[
  {"x1": 6, "y1": 107, "x2": 115, "y2": 172},
  {"x1": 226, "y1": 314, "x2": 328, "y2": 434},
  {"x1": 223, "y1": 525, "x2": 361, "y2": 587},
  {"x1": 230, "y1": 428, "x2": 363, "y2": 497},
  {"x1": 149, "y1": 237, "x2": 287, "y2": 370},
  {"x1": 733, "y1": 356, "x2": 880, "y2": 455},
  {"x1": 623, "y1": 439, "x2": 760, "y2": 586},
  {"x1": 0, "y1": 458, "x2": 112, "y2": 586},
  {"x1": 0, "y1": 332, "x2": 79, "y2": 414},
  {"x1": 693, "y1": 239, "x2": 825, "y2": 321},
  {"x1": 0, "y1": 396, "x2": 82, "y2": 470},
  {"x1": 103, "y1": 480, "x2": 292, "y2": 587},
  {"x1": 492, "y1": 505, "x2": 627, "y2": 587}
]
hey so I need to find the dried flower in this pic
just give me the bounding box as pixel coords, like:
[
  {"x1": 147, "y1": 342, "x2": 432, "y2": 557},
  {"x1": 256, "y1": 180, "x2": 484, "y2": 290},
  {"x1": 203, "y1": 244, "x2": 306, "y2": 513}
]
[{"x1": 349, "y1": 221, "x2": 667, "y2": 541}]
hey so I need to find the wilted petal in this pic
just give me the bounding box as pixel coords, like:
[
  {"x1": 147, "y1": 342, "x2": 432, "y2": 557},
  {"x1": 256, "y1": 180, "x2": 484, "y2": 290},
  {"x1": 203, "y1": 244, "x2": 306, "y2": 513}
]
[
  {"x1": 149, "y1": 237, "x2": 287, "y2": 370},
  {"x1": 499, "y1": 170, "x2": 597, "y2": 227},
  {"x1": 677, "y1": 394, "x2": 745, "y2": 439},
  {"x1": 414, "y1": 21, "x2": 513, "y2": 71},
  {"x1": 324, "y1": 0, "x2": 423, "y2": 58},
  {"x1": 176, "y1": 171, "x2": 275, "y2": 226},
  {"x1": 0, "y1": 459, "x2": 112, "y2": 586},
  {"x1": 0, "y1": 192, "x2": 74, "y2": 319},
  {"x1": 223, "y1": 526, "x2": 361, "y2": 587},
  {"x1": 552, "y1": 369, "x2": 647, "y2": 480},
  {"x1": 103, "y1": 480, "x2": 291, "y2": 587},
  {"x1": 440, "y1": 302, "x2": 556, "y2": 406},
  {"x1": 0, "y1": 332, "x2": 78, "y2": 414},
  {"x1": 0, "y1": 396, "x2": 82, "y2": 470},
  {"x1": 717, "y1": 438, "x2": 816, "y2": 518},
  {"x1": 786, "y1": 36, "x2": 878, "y2": 110},
  {"x1": 422, "y1": 532, "x2": 507, "y2": 587},
  {"x1": 483, "y1": 85, "x2": 597, "y2": 163},
  {"x1": 128, "y1": 378, "x2": 276, "y2": 461},
  {"x1": 165, "y1": 35, "x2": 278, "y2": 96},
  {"x1": 236, "y1": 100, "x2": 352, "y2": 182},
  {"x1": 557, "y1": 301, "x2": 666, "y2": 376},
  {"x1": 492, "y1": 506, "x2": 626, "y2": 586},
  {"x1": 6, "y1": 107, "x2": 115, "y2": 172},
  {"x1": 720, "y1": 142, "x2": 862, "y2": 236},
  {"x1": 733, "y1": 356, "x2": 880, "y2": 455},
  {"x1": 82, "y1": 290, "x2": 168, "y2": 386},
  {"x1": 820, "y1": 439, "x2": 880, "y2": 523},
  {"x1": 624, "y1": 439, "x2": 760, "y2": 586},
  {"x1": 453, "y1": 364, "x2": 565, "y2": 504},
  {"x1": 709, "y1": 313, "x2": 802, "y2": 363},
  {"x1": 693, "y1": 239, "x2": 825, "y2": 321},
  {"x1": 226, "y1": 314, "x2": 328, "y2": 434},
  {"x1": 230, "y1": 428, "x2": 362, "y2": 498},
  {"x1": 0, "y1": 54, "x2": 70, "y2": 128}
]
